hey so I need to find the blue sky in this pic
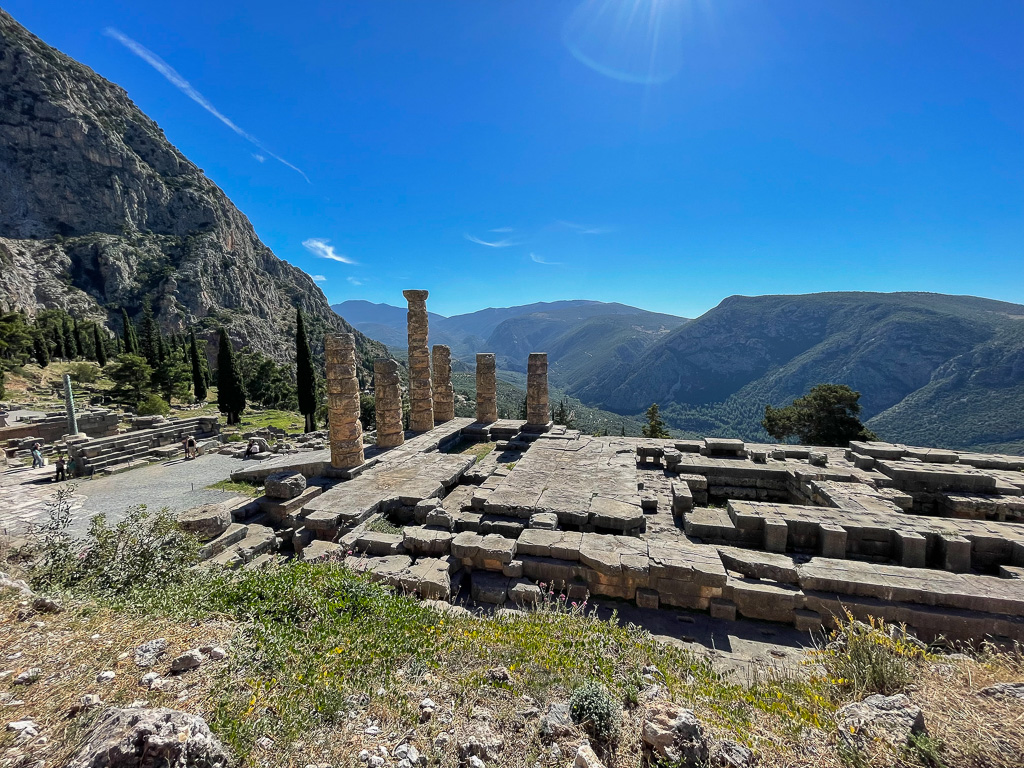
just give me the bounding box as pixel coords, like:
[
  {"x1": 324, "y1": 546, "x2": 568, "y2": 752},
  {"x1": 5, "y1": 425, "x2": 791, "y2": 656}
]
[{"x1": 9, "y1": 0, "x2": 1023, "y2": 317}]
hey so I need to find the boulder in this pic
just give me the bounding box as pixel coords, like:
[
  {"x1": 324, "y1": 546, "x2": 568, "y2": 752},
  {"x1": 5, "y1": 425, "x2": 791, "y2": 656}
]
[
  {"x1": 457, "y1": 721, "x2": 504, "y2": 762},
  {"x1": 712, "y1": 740, "x2": 756, "y2": 767},
  {"x1": 134, "y1": 638, "x2": 168, "y2": 668},
  {"x1": 574, "y1": 742, "x2": 606, "y2": 768},
  {"x1": 539, "y1": 701, "x2": 573, "y2": 741},
  {"x1": 66, "y1": 706, "x2": 230, "y2": 768},
  {"x1": 836, "y1": 694, "x2": 925, "y2": 752},
  {"x1": 178, "y1": 503, "x2": 232, "y2": 541},
  {"x1": 978, "y1": 682, "x2": 1024, "y2": 700},
  {"x1": 641, "y1": 702, "x2": 709, "y2": 768},
  {"x1": 264, "y1": 471, "x2": 306, "y2": 500}
]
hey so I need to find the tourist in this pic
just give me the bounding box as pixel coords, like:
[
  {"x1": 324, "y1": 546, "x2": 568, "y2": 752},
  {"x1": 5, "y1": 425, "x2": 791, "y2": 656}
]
[
  {"x1": 54, "y1": 454, "x2": 67, "y2": 482},
  {"x1": 186, "y1": 435, "x2": 198, "y2": 459},
  {"x1": 31, "y1": 442, "x2": 43, "y2": 469},
  {"x1": 245, "y1": 438, "x2": 260, "y2": 458},
  {"x1": 67, "y1": 454, "x2": 78, "y2": 478}
]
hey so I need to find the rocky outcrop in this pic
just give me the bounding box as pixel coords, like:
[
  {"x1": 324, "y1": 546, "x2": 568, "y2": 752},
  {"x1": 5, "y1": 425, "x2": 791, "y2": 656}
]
[
  {"x1": 0, "y1": 9, "x2": 385, "y2": 372},
  {"x1": 67, "y1": 706, "x2": 230, "y2": 768}
]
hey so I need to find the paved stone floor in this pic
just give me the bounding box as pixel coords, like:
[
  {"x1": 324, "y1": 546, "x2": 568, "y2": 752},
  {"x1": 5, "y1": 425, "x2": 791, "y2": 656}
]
[{"x1": 1, "y1": 453, "x2": 241, "y2": 536}]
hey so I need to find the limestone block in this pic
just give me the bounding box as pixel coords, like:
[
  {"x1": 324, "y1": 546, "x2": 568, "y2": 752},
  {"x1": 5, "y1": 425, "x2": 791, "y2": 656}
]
[
  {"x1": 178, "y1": 502, "x2": 233, "y2": 541},
  {"x1": 895, "y1": 531, "x2": 927, "y2": 568},
  {"x1": 709, "y1": 597, "x2": 737, "y2": 621},
  {"x1": 940, "y1": 534, "x2": 971, "y2": 573},
  {"x1": 763, "y1": 517, "x2": 789, "y2": 553},
  {"x1": 264, "y1": 471, "x2": 306, "y2": 499},
  {"x1": 403, "y1": 527, "x2": 453, "y2": 557},
  {"x1": 818, "y1": 523, "x2": 848, "y2": 559},
  {"x1": 636, "y1": 587, "x2": 660, "y2": 610},
  {"x1": 471, "y1": 572, "x2": 510, "y2": 604}
]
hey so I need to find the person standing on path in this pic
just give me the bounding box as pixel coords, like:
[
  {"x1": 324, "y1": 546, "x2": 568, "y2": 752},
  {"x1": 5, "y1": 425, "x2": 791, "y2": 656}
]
[
  {"x1": 31, "y1": 442, "x2": 43, "y2": 469},
  {"x1": 54, "y1": 455, "x2": 67, "y2": 482}
]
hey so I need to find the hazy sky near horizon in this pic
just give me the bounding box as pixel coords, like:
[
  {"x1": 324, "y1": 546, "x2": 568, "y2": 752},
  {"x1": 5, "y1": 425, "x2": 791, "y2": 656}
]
[{"x1": 8, "y1": 0, "x2": 1023, "y2": 317}]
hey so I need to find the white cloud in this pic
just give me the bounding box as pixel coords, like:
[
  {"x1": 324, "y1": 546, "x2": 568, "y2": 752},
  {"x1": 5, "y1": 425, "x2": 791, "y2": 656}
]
[
  {"x1": 530, "y1": 252, "x2": 561, "y2": 266},
  {"x1": 490, "y1": 226, "x2": 514, "y2": 233},
  {"x1": 252, "y1": 153, "x2": 265, "y2": 163},
  {"x1": 302, "y1": 238, "x2": 357, "y2": 264},
  {"x1": 557, "y1": 220, "x2": 611, "y2": 235},
  {"x1": 465, "y1": 233, "x2": 517, "y2": 248},
  {"x1": 104, "y1": 27, "x2": 310, "y2": 183},
  {"x1": 347, "y1": 276, "x2": 363, "y2": 286},
  {"x1": 311, "y1": 274, "x2": 327, "y2": 282}
]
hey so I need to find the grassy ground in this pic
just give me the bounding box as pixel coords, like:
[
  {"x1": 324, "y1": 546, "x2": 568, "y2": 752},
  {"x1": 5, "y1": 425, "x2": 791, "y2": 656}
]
[
  {"x1": 2, "y1": 501, "x2": 1022, "y2": 768},
  {"x1": 205, "y1": 479, "x2": 263, "y2": 497},
  {"x1": 456, "y1": 440, "x2": 497, "y2": 464}
]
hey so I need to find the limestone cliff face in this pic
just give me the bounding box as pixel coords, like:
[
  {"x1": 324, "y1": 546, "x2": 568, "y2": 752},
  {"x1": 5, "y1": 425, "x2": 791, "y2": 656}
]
[{"x1": 0, "y1": 9, "x2": 384, "y2": 370}]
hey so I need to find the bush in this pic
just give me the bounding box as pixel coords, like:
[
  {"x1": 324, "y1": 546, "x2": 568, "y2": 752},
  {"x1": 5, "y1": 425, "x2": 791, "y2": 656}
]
[
  {"x1": 137, "y1": 393, "x2": 170, "y2": 416},
  {"x1": 816, "y1": 612, "x2": 922, "y2": 698},
  {"x1": 67, "y1": 361, "x2": 100, "y2": 383},
  {"x1": 569, "y1": 680, "x2": 622, "y2": 747},
  {"x1": 29, "y1": 488, "x2": 199, "y2": 599}
]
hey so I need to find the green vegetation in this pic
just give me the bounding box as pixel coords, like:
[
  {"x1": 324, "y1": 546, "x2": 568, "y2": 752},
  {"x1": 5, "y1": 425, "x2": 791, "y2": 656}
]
[
  {"x1": 206, "y1": 479, "x2": 263, "y2": 497},
  {"x1": 763, "y1": 384, "x2": 877, "y2": 447},
  {"x1": 642, "y1": 402, "x2": 670, "y2": 438},
  {"x1": 189, "y1": 330, "x2": 207, "y2": 402},
  {"x1": 553, "y1": 398, "x2": 576, "y2": 429},
  {"x1": 815, "y1": 613, "x2": 921, "y2": 698},
  {"x1": 456, "y1": 440, "x2": 496, "y2": 463},
  {"x1": 217, "y1": 328, "x2": 246, "y2": 425},
  {"x1": 295, "y1": 308, "x2": 318, "y2": 432},
  {"x1": 569, "y1": 681, "x2": 621, "y2": 748}
]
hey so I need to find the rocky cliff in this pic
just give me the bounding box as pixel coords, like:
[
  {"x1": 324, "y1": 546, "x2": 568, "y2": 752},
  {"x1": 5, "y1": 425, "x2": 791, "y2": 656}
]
[{"x1": 0, "y1": 9, "x2": 385, "y2": 370}]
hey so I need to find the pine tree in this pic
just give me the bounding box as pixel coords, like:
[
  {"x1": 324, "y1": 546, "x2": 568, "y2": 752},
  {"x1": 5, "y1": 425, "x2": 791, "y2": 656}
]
[
  {"x1": 73, "y1": 319, "x2": 85, "y2": 359},
  {"x1": 0, "y1": 368, "x2": 5, "y2": 401},
  {"x1": 642, "y1": 403, "x2": 670, "y2": 439},
  {"x1": 121, "y1": 308, "x2": 138, "y2": 354},
  {"x1": 216, "y1": 328, "x2": 246, "y2": 425},
  {"x1": 33, "y1": 333, "x2": 50, "y2": 368},
  {"x1": 189, "y1": 331, "x2": 207, "y2": 401},
  {"x1": 295, "y1": 308, "x2": 318, "y2": 432},
  {"x1": 62, "y1": 317, "x2": 76, "y2": 359},
  {"x1": 93, "y1": 325, "x2": 107, "y2": 367},
  {"x1": 140, "y1": 302, "x2": 158, "y2": 366}
]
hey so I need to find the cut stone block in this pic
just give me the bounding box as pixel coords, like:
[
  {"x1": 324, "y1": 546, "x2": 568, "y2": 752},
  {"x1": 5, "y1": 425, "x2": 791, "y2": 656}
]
[
  {"x1": 264, "y1": 471, "x2": 306, "y2": 499},
  {"x1": 710, "y1": 598, "x2": 737, "y2": 621},
  {"x1": 763, "y1": 517, "x2": 789, "y2": 553},
  {"x1": 636, "y1": 587, "x2": 659, "y2": 609},
  {"x1": 819, "y1": 524, "x2": 848, "y2": 559},
  {"x1": 472, "y1": 572, "x2": 511, "y2": 604}
]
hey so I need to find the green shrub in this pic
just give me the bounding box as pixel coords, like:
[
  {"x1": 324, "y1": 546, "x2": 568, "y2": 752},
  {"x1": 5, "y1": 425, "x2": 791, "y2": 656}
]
[
  {"x1": 569, "y1": 680, "x2": 622, "y2": 747},
  {"x1": 137, "y1": 393, "x2": 170, "y2": 416},
  {"x1": 816, "y1": 612, "x2": 922, "y2": 698},
  {"x1": 67, "y1": 361, "x2": 100, "y2": 383}
]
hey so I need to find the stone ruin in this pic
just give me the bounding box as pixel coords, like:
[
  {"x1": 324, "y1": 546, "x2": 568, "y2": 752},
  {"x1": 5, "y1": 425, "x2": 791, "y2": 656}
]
[{"x1": 180, "y1": 290, "x2": 1024, "y2": 647}]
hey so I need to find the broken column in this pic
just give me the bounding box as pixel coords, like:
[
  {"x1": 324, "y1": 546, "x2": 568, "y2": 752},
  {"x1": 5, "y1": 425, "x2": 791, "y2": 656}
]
[
  {"x1": 63, "y1": 373, "x2": 79, "y2": 436},
  {"x1": 525, "y1": 353, "x2": 551, "y2": 431},
  {"x1": 374, "y1": 358, "x2": 404, "y2": 449},
  {"x1": 325, "y1": 333, "x2": 364, "y2": 469},
  {"x1": 475, "y1": 353, "x2": 497, "y2": 424},
  {"x1": 403, "y1": 289, "x2": 434, "y2": 432},
  {"x1": 432, "y1": 345, "x2": 455, "y2": 423}
]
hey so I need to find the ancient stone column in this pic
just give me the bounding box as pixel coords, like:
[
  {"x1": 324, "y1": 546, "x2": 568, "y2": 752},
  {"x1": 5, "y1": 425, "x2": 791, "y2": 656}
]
[
  {"x1": 63, "y1": 373, "x2": 79, "y2": 436},
  {"x1": 475, "y1": 353, "x2": 497, "y2": 424},
  {"x1": 403, "y1": 289, "x2": 434, "y2": 432},
  {"x1": 374, "y1": 358, "x2": 404, "y2": 449},
  {"x1": 432, "y1": 345, "x2": 455, "y2": 423},
  {"x1": 526, "y1": 353, "x2": 550, "y2": 430},
  {"x1": 325, "y1": 333, "x2": 364, "y2": 469}
]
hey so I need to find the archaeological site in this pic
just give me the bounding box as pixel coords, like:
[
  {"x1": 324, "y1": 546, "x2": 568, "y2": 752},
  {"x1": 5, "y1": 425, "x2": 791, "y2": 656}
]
[{"x1": 181, "y1": 291, "x2": 1024, "y2": 647}]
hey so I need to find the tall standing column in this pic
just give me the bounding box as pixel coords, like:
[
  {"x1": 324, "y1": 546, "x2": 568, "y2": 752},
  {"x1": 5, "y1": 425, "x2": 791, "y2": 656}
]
[
  {"x1": 432, "y1": 345, "x2": 455, "y2": 423},
  {"x1": 403, "y1": 289, "x2": 434, "y2": 432},
  {"x1": 475, "y1": 353, "x2": 497, "y2": 424},
  {"x1": 63, "y1": 373, "x2": 79, "y2": 436},
  {"x1": 374, "y1": 358, "x2": 404, "y2": 449},
  {"x1": 325, "y1": 333, "x2": 364, "y2": 469},
  {"x1": 526, "y1": 353, "x2": 550, "y2": 430}
]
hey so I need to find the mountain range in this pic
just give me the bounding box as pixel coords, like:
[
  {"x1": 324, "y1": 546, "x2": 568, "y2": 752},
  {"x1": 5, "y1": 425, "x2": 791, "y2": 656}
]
[
  {"x1": 341, "y1": 293, "x2": 1024, "y2": 454},
  {"x1": 0, "y1": 9, "x2": 385, "y2": 375}
]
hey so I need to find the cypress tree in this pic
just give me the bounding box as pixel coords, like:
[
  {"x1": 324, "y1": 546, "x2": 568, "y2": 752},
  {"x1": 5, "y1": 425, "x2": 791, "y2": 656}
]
[
  {"x1": 33, "y1": 333, "x2": 50, "y2": 367},
  {"x1": 115, "y1": 333, "x2": 123, "y2": 355},
  {"x1": 140, "y1": 302, "x2": 158, "y2": 366},
  {"x1": 121, "y1": 308, "x2": 137, "y2": 354},
  {"x1": 62, "y1": 317, "x2": 76, "y2": 359},
  {"x1": 216, "y1": 328, "x2": 246, "y2": 425},
  {"x1": 295, "y1": 308, "x2": 317, "y2": 432},
  {"x1": 93, "y1": 325, "x2": 107, "y2": 367},
  {"x1": 73, "y1": 319, "x2": 85, "y2": 359},
  {"x1": 189, "y1": 331, "x2": 208, "y2": 402},
  {"x1": 52, "y1": 325, "x2": 66, "y2": 359}
]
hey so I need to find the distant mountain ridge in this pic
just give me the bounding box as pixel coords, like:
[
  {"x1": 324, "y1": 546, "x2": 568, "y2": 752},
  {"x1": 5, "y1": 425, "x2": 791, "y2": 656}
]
[
  {"x1": 341, "y1": 292, "x2": 1024, "y2": 454},
  {"x1": 331, "y1": 299, "x2": 688, "y2": 384}
]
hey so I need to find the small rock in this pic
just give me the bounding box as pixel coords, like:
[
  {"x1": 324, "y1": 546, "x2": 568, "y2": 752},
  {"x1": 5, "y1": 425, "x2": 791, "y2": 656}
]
[
  {"x1": 574, "y1": 742, "x2": 606, "y2": 768},
  {"x1": 467, "y1": 757, "x2": 485, "y2": 768},
  {"x1": 80, "y1": 694, "x2": 103, "y2": 709},
  {"x1": 836, "y1": 694, "x2": 926, "y2": 752},
  {"x1": 32, "y1": 596, "x2": 62, "y2": 614},
  {"x1": 365, "y1": 725, "x2": 380, "y2": 735},
  {"x1": 712, "y1": 740, "x2": 756, "y2": 767},
  {"x1": 978, "y1": 682, "x2": 1024, "y2": 700},
  {"x1": 358, "y1": 750, "x2": 370, "y2": 762},
  {"x1": 486, "y1": 666, "x2": 511, "y2": 683},
  {"x1": 134, "y1": 639, "x2": 168, "y2": 667},
  {"x1": 13, "y1": 668, "x2": 41, "y2": 685},
  {"x1": 457, "y1": 722, "x2": 504, "y2": 762},
  {"x1": 368, "y1": 757, "x2": 385, "y2": 768},
  {"x1": 641, "y1": 702, "x2": 709, "y2": 768},
  {"x1": 6, "y1": 720, "x2": 38, "y2": 735},
  {"x1": 539, "y1": 701, "x2": 573, "y2": 741},
  {"x1": 169, "y1": 649, "x2": 204, "y2": 673},
  {"x1": 206, "y1": 647, "x2": 227, "y2": 661},
  {"x1": 96, "y1": 670, "x2": 115, "y2": 683},
  {"x1": 433, "y1": 732, "x2": 451, "y2": 749},
  {"x1": 140, "y1": 672, "x2": 160, "y2": 688}
]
